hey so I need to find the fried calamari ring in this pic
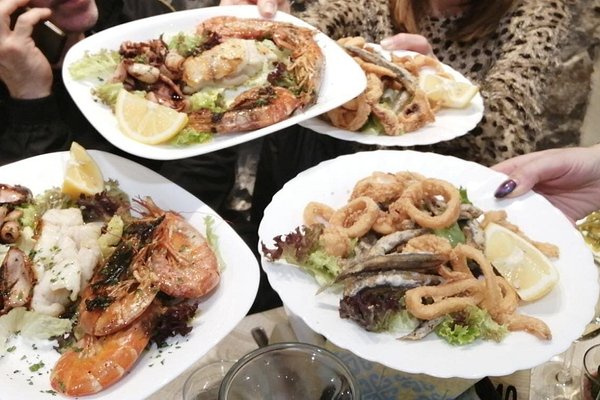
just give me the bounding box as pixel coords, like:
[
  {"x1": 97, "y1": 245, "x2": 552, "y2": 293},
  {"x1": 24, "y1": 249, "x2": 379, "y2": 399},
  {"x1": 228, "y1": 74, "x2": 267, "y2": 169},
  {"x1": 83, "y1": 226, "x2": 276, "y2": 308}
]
[
  {"x1": 371, "y1": 103, "x2": 401, "y2": 135},
  {"x1": 398, "y1": 89, "x2": 436, "y2": 132},
  {"x1": 329, "y1": 196, "x2": 379, "y2": 238},
  {"x1": 453, "y1": 244, "x2": 503, "y2": 311},
  {"x1": 370, "y1": 209, "x2": 415, "y2": 235},
  {"x1": 350, "y1": 172, "x2": 403, "y2": 204},
  {"x1": 398, "y1": 178, "x2": 461, "y2": 229},
  {"x1": 405, "y1": 278, "x2": 484, "y2": 320},
  {"x1": 326, "y1": 93, "x2": 371, "y2": 131},
  {"x1": 319, "y1": 225, "x2": 352, "y2": 257},
  {"x1": 303, "y1": 202, "x2": 334, "y2": 226},
  {"x1": 365, "y1": 73, "x2": 384, "y2": 105},
  {"x1": 337, "y1": 36, "x2": 366, "y2": 48}
]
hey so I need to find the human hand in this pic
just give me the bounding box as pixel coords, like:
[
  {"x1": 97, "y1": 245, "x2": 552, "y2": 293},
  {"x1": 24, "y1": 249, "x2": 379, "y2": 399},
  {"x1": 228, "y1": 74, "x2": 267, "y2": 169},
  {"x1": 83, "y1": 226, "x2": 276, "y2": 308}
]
[
  {"x1": 492, "y1": 146, "x2": 600, "y2": 223},
  {"x1": 0, "y1": 0, "x2": 53, "y2": 99},
  {"x1": 380, "y1": 33, "x2": 434, "y2": 57},
  {"x1": 219, "y1": 0, "x2": 291, "y2": 18}
]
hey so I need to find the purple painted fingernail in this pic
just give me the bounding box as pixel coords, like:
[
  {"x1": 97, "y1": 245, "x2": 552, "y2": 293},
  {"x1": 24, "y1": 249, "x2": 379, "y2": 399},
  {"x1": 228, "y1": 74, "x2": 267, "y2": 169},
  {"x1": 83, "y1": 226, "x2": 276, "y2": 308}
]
[{"x1": 494, "y1": 179, "x2": 517, "y2": 198}]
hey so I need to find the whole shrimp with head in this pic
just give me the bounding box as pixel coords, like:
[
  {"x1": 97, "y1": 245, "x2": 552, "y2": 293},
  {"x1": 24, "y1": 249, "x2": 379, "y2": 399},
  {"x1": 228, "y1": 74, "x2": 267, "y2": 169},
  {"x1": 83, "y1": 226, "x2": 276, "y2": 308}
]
[{"x1": 51, "y1": 198, "x2": 221, "y2": 396}]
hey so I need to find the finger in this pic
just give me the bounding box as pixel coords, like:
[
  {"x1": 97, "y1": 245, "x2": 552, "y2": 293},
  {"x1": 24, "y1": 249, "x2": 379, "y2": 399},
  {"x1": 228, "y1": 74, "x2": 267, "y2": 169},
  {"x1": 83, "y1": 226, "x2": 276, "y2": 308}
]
[
  {"x1": 257, "y1": 0, "x2": 278, "y2": 17},
  {"x1": 493, "y1": 151, "x2": 567, "y2": 199},
  {"x1": 0, "y1": 0, "x2": 30, "y2": 35},
  {"x1": 380, "y1": 33, "x2": 433, "y2": 56},
  {"x1": 11, "y1": 7, "x2": 52, "y2": 39}
]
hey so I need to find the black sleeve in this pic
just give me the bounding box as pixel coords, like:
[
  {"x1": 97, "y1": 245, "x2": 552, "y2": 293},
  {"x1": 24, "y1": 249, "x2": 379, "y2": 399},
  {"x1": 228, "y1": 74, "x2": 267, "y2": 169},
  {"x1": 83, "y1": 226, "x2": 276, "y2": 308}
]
[{"x1": 0, "y1": 94, "x2": 73, "y2": 166}]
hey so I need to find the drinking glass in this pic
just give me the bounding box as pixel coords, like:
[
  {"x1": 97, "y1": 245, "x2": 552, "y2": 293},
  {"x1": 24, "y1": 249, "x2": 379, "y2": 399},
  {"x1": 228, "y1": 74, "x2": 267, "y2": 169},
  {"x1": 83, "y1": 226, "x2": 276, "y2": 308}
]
[
  {"x1": 530, "y1": 344, "x2": 581, "y2": 400},
  {"x1": 582, "y1": 344, "x2": 600, "y2": 400},
  {"x1": 218, "y1": 342, "x2": 359, "y2": 400},
  {"x1": 182, "y1": 360, "x2": 236, "y2": 400}
]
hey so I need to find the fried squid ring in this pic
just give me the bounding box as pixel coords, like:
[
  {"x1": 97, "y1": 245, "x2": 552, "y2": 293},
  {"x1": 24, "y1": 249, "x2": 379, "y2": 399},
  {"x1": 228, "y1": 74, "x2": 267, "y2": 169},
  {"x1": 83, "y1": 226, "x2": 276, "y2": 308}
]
[
  {"x1": 398, "y1": 89, "x2": 436, "y2": 132},
  {"x1": 326, "y1": 93, "x2": 371, "y2": 131},
  {"x1": 303, "y1": 202, "x2": 334, "y2": 226},
  {"x1": 398, "y1": 178, "x2": 461, "y2": 229},
  {"x1": 405, "y1": 278, "x2": 484, "y2": 320},
  {"x1": 329, "y1": 196, "x2": 379, "y2": 238},
  {"x1": 350, "y1": 172, "x2": 403, "y2": 204},
  {"x1": 370, "y1": 209, "x2": 414, "y2": 235},
  {"x1": 319, "y1": 225, "x2": 352, "y2": 257},
  {"x1": 453, "y1": 244, "x2": 503, "y2": 311}
]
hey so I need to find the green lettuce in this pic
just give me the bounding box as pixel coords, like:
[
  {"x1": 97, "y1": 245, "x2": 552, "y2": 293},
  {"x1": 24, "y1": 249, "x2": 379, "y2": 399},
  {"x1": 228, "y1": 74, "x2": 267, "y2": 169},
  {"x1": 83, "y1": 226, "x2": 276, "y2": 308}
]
[
  {"x1": 171, "y1": 127, "x2": 213, "y2": 146},
  {"x1": 167, "y1": 32, "x2": 204, "y2": 57},
  {"x1": 189, "y1": 89, "x2": 226, "y2": 112},
  {"x1": 436, "y1": 306, "x2": 508, "y2": 345},
  {"x1": 262, "y1": 225, "x2": 344, "y2": 286},
  {"x1": 92, "y1": 82, "x2": 124, "y2": 107},
  {"x1": 69, "y1": 49, "x2": 121, "y2": 81}
]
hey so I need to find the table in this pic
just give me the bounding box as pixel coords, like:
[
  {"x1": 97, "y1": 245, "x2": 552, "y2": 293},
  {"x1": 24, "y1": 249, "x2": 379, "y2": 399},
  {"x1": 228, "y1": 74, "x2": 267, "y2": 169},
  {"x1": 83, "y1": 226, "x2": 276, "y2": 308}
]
[{"x1": 150, "y1": 306, "x2": 564, "y2": 400}]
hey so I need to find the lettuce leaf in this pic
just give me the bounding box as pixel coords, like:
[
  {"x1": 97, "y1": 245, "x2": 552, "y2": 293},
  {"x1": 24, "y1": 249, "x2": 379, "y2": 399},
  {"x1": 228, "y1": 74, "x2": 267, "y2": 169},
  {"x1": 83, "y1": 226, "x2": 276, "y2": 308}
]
[
  {"x1": 262, "y1": 225, "x2": 343, "y2": 285},
  {"x1": 436, "y1": 306, "x2": 508, "y2": 345},
  {"x1": 69, "y1": 49, "x2": 121, "y2": 81}
]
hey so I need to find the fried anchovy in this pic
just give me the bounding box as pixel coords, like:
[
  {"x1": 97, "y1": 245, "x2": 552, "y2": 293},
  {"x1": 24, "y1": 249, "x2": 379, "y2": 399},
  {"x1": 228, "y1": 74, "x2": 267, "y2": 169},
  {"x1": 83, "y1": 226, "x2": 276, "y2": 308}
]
[
  {"x1": 344, "y1": 45, "x2": 416, "y2": 93},
  {"x1": 336, "y1": 252, "x2": 447, "y2": 285},
  {"x1": 398, "y1": 316, "x2": 445, "y2": 341},
  {"x1": 343, "y1": 270, "x2": 443, "y2": 297},
  {"x1": 367, "y1": 229, "x2": 429, "y2": 257}
]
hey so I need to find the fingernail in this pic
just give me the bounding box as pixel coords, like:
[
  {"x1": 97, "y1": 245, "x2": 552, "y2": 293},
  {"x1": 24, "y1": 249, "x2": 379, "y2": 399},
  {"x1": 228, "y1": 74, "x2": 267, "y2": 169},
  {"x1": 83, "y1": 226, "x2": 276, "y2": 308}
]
[
  {"x1": 263, "y1": 2, "x2": 275, "y2": 16},
  {"x1": 380, "y1": 37, "x2": 394, "y2": 49},
  {"x1": 494, "y1": 179, "x2": 517, "y2": 198}
]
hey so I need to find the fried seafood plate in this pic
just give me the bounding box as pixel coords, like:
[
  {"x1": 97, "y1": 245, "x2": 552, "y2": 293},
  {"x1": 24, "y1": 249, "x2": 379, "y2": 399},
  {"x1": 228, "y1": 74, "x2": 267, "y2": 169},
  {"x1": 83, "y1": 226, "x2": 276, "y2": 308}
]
[
  {"x1": 263, "y1": 171, "x2": 559, "y2": 345},
  {"x1": 71, "y1": 16, "x2": 324, "y2": 143},
  {"x1": 325, "y1": 37, "x2": 478, "y2": 136}
]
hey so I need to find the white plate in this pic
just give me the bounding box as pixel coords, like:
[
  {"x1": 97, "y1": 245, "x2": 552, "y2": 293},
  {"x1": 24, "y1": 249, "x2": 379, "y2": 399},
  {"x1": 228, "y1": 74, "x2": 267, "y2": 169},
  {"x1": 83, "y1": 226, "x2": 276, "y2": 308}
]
[
  {"x1": 258, "y1": 150, "x2": 598, "y2": 379},
  {"x1": 0, "y1": 151, "x2": 260, "y2": 398},
  {"x1": 300, "y1": 45, "x2": 485, "y2": 146},
  {"x1": 62, "y1": 6, "x2": 366, "y2": 160}
]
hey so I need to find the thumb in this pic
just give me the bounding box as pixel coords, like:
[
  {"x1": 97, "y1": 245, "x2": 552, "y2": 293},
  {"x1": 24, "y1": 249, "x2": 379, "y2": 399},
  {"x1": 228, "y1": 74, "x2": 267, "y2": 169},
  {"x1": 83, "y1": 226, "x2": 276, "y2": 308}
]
[{"x1": 258, "y1": 0, "x2": 277, "y2": 17}]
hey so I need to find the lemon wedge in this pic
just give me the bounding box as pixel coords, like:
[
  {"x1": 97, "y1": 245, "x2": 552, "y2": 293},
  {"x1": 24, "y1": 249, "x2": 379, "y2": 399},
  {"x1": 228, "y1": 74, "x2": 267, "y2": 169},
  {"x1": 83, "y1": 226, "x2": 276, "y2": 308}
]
[
  {"x1": 484, "y1": 222, "x2": 559, "y2": 302},
  {"x1": 419, "y1": 74, "x2": 479, "y2": 109},
  {"x1": 115, "y1": 89, "x2": 188, "y2": 144},
  {"x1": 62, "y1": 142, "x2": 104, "y2": 199}
]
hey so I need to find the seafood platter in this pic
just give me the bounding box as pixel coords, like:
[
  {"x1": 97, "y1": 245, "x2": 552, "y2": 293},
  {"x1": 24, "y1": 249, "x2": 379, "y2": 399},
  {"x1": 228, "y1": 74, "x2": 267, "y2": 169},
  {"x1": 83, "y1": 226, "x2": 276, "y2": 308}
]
[
  {"x1": 300, "y1": 40, "x2": 484, "y2": 147},
  {"x1": 0, "y1": 150, "x2": 259, "y2": 399},
  {"x1": 62, "y1": 6, "x2": 367, "y2": 160},
  {"x1": 258, "y1": 150, "x2": 598, "y2": 379}
]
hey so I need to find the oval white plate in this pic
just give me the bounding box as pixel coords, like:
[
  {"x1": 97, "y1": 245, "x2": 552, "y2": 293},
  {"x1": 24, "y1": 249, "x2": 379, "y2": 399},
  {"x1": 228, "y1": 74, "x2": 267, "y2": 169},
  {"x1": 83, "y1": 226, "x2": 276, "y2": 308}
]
[
  {"x1": 0, "y1": 151, "x2": 259, "y2": 399},
  {"x1": 300, "y1": 45, "x2": 484, "y2": 147},
  {"x1": 258, "y1": 150, "x2": 597, "y2": 379},
  {"x1": 62, "y1": 6, "x2": 366, "y2": 160}
]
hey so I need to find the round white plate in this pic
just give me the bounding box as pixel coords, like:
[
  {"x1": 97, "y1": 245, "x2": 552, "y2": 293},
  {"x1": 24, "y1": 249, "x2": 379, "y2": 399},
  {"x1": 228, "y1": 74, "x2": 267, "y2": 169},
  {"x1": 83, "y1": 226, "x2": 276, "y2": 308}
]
[
  {"x1": 258, "y1": 150, "x2": 598, "y2": 379},
  {"x1": 300, "y1": 45, "x2": 484, "y2": 147},
  {"x1": 0, "y1": 151, "x2": 260, "y2": 399},
  {"x1": 62, "y1": 6, "x2": 366, "y2": 160}
]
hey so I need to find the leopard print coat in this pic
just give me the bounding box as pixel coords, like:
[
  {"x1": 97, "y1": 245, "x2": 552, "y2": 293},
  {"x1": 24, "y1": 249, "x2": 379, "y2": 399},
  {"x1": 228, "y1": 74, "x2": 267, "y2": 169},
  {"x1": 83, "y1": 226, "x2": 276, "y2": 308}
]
[{"x1": 295, "y1": 0, "x2": 576, "y2": 166}]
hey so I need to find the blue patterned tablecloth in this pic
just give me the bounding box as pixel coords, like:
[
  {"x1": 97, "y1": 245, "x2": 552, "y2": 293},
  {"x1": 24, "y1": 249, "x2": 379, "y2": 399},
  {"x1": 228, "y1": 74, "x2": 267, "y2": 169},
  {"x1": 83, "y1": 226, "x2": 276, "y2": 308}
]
[{"x1": 325, "y1": 341, "x2": 478, "y2": 400}]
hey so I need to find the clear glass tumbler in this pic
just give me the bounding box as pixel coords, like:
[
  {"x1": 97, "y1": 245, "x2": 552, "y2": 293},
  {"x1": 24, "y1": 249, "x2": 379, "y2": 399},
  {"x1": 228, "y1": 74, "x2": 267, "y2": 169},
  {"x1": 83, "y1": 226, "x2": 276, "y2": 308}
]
[
  {"x1": 182, "y1": 360, "x2": 236, "y2": 400},
  {"x1": 582, "y1": 344, "x2": 600, "y2": 400},
  {"x1": 218, "y1": 342, "x2": 359, "y2": 400}
]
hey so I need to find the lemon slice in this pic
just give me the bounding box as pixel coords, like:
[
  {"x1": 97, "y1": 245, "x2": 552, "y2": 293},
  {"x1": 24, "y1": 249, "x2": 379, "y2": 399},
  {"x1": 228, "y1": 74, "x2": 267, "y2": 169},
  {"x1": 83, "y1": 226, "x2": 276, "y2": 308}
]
[
  {"x1": 484, "y1": 222, "x2": 559, "y2": 302},
  {"x1": 115, "y1": 89, "x2": 188, "y2": 144},
  {"x1": 62, "y1": 142, "x2": 104, "y2": 198},
  {"x1": 419, "y1": 74, "x2": 479, "y2": 109}
]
